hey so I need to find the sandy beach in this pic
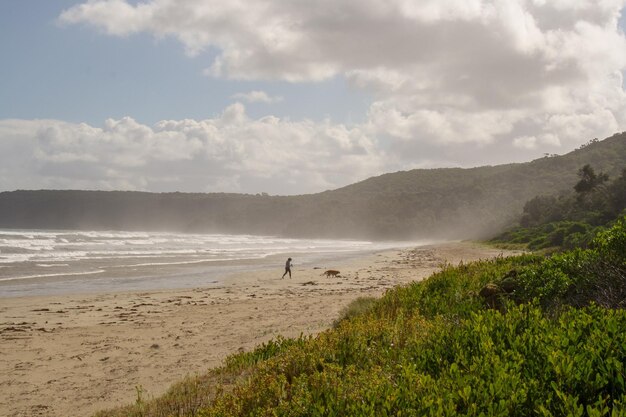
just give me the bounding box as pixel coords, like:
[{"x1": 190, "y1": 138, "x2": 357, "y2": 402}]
[{"x1": 0, "y1": 242, "x2": 516, "y2": 417}]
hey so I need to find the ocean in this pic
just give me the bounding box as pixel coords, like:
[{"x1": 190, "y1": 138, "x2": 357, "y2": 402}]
[{"x1": 0, "y1": 229, "x2": 411, "y2": 297}]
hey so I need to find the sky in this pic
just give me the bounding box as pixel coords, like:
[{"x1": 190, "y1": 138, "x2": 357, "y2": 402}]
[{"x1": 1, "y1": 0, "x2": 625, "y2": 195}]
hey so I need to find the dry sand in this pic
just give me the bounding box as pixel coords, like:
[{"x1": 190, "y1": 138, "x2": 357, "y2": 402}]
[{"x1": 0, "y1": 242, "x2": 517, "y2": 417}]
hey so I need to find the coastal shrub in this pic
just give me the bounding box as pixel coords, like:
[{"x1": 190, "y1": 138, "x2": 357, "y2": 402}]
[
  {"x1": 92, "y1": 372, "x2": 229, "y2": 417},
  {"x1": 492, "y1": 165, "x2": 626, "y2": 252},
  {"x1": 197, "y1": 304, "x2": 626, "y2": 417},
  {"x1": 513, "y1": 217, "x2": 626, "y2": 309},
  {"x1": 95, "y1": 219, "x2": 626, "y2": 416},
  {"x1": 374, "y1": 254, "x2": 540, "y2": 320},
  {"x1": 224, "y1": 335, "x2": 312, "y2": 371},
  {"x1": 332, "y1": 296, "x2": 378, "y2": 328},
  {"x1": 196, "y1": 216, "x2": 626, "y2": 414},
  {"x1": 502, "y1": 221, "x2": 598, "y2": 251},
  {"x1": 563, "y1": 231, "x2": 592, "y2": 250}
]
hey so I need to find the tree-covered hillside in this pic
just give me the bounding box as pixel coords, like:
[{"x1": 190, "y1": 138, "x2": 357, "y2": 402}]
[
  {"x1": 321, "y1": 133, "x2": 626, "y2": 238},
  {"x1": 490, "y1": 163, "x2": 626, "y2": 251},
  {"x1": 0, "y1": 132, "x2": 624, "y2": 240}
]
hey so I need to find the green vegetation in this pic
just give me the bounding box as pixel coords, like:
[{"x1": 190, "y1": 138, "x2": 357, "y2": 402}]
[
  {"x1": 95, "y1": 218, "x2": 626, "y2": 417},
  {"x1": 332, "y1": 296, "x2": 378, "y2": 328},
  {"x1": 2, "y1": 132, "x2": 625, "y2": 240},
  {"x1": 492, "y1": 164, "x2": 626, "y2": 252}
]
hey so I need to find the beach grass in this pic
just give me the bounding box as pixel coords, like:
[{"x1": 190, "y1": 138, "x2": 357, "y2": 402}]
[{"x1": 332, "y1": 296, "x2": 378, "y2": 328}]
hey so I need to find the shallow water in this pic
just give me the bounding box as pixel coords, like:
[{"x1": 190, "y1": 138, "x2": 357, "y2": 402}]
[{"x1": 0, "y1": 229, "x2": 415, "y2": 297}]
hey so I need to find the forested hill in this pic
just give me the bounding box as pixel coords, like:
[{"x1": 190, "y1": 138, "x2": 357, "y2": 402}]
[{"x1": 1, "y1": 132, "x2": 624, "y2": 240}]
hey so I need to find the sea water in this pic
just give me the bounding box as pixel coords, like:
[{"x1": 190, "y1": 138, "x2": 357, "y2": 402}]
[{"x1": 0, "y1": 229, "x2": 412, "y2": 297}]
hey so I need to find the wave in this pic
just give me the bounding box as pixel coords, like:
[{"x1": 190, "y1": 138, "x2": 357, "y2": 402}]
[
  {"x1": 0, "y1": 269, "x2": 105, "y2": 282},
  {"x1": 0, "y1": 228, "x2": 415, "y2": 268}
]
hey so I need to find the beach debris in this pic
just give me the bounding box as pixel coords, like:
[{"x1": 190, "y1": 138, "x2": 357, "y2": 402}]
[
  {"x1": 36, "y1": 327, "x2": 53, "y2": 333},
  {"x1": 133, "y1": 303, "x2": 156, "y2": 308},
  {"x1": 301, "y1": 281, "x2": 317, "y2": 286},
  {"x1": 0, "y1": 322, "x2": 38, "y2": 336},
  {"x1": 1, "y1": 326, "x2": 28, "y2": 333}
]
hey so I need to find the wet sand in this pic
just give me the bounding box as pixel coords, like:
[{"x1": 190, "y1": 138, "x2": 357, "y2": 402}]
[{"x1": 0, "y1": 242, "x2": 517, "y2": 417}]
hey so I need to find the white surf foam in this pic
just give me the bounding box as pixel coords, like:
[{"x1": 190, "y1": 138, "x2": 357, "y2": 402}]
[{"x1": 0, "y1": 269, "x2": 105, "y2": 282}]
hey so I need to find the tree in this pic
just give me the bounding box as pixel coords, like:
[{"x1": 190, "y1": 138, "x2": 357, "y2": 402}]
[
  {"x1": 520, "y1": 195, "x2": 559, "y2": 227},
  {"x1": 608, "y1": 168, "x2": 626, "y2": 216},
  {"x1": 574, "y1": 164, "x2": 609, "y2": 194}
]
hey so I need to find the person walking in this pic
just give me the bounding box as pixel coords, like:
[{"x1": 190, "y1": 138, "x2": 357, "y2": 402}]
[{"x1": 281, "y1": 257, "x2": 293, "y2": 279}]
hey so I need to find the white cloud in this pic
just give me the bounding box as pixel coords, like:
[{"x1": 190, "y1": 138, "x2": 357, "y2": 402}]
[
  {"x1": 0, "y1": 1, "x2": 605, "y2": 196},
  {"x1": 544, "y1": 108, "x2": 621, "y2": 143},
  {"x1": 59, "y1": 0, "x2": 154, "y2": 36},
  {"x1": 513, "y1": 136, "x2": 538, "y2": 150},
  {"x1": 231, "y1": 90, "x2": 283, "y2": 104},
  {"x1": 58, "y1": 1, "x2": 626, "y2": 83},
  {"x1": 0, "y1": 105, "x2": 384, "y2": 194},
  {"x1": 513, "y1": 132, "x2": 563, "y2": 150},
  {"x1": 58, "y1": 0, "x2": 626, "y2": 155}
]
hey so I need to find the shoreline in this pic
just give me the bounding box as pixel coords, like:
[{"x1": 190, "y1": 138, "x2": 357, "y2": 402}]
[
  {"x1": 0, "y1": 242, "x2": 519, "y2": 417},
  {"x1": 0, "y1": 242, "x2": 416, "y2": 298}
]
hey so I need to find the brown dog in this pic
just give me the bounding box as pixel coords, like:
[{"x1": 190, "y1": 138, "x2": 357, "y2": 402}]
[{"x1": 322, "y1": 270, "x2": 341, "y2": 278}]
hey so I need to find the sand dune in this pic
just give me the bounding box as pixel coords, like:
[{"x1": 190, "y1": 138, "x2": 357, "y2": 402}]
[{"x1": 0, "y1": 242, "x2": 517, "y2": 417}]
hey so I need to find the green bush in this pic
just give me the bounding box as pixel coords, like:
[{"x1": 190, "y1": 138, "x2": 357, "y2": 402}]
[
  {"x1": 514, "y1": 217, "x2": 626, "y2": 309},
  {"x1": 332, "y1": 296, "x2": 378, "y2": 328},
  {"x1": 197, "y1": 304, "x2": 626, "y2": 417},
  {"x1": 492, "y1": 165, "x2": 626, "y2": 252},
  {"x1": 96, "y1": 218, "x2": 626, "y2": 417}
]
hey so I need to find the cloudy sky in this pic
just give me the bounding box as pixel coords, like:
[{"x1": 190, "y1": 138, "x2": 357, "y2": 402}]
[{"x1": 1, "y1": 1, "x2": 625, "y2": 195}]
